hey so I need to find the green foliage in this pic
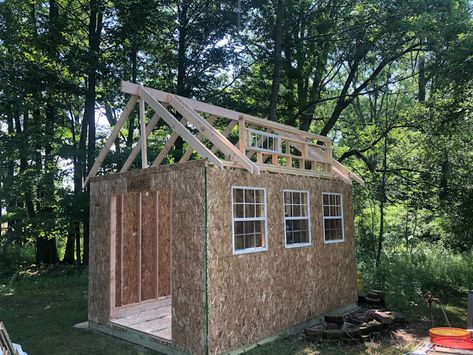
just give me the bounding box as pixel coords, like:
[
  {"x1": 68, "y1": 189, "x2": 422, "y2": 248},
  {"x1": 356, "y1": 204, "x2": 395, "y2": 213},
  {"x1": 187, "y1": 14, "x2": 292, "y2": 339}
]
[
  {"x1": 358, "y1": 244, "x2": 473, "y2": 309},
  {"x1": 1, "y1": 0, "x2": 472, "y2": 265}
]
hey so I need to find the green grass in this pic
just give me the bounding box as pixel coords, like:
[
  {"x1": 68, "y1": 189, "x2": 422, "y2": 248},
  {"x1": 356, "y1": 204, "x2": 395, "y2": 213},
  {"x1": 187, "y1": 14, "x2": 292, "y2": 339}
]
[
  {"x1": 0, "y1": 266, "x2": 156, "y2": 355},
  {"x1": 0, "y1": 245, "x2": 470, "y2": 355}
]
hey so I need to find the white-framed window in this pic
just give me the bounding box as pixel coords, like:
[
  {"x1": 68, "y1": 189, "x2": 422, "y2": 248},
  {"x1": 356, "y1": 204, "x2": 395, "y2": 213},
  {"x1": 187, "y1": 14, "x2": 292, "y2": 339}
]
[
  {"x1": 322, "y1": 193, "x2": 344, "y2": 243},
  {"x1": 231, "y1": 186, "x2": 268, "y2": 254},
  {"x1": 283, "y1": 190, "x2": 311, "y2": 248},
  {"x1": 248, "y1": 129, "x2": 281, "y2": 153}
]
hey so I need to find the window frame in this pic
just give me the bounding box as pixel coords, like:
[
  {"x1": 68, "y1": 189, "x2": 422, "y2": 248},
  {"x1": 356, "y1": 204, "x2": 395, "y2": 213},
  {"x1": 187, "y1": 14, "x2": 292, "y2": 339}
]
[
  {"x1": 247, "y1": 128, "x2": 281, "y2": 154},
  {"x1": 283, "y1": 189, "x2": 312, "y2": 249},
  {"x1": 231, "y1": 186, "x2": 268, "y2": 255},
  {"x1": 322, "y1": 192, "x2": 345, "y2": 244}
]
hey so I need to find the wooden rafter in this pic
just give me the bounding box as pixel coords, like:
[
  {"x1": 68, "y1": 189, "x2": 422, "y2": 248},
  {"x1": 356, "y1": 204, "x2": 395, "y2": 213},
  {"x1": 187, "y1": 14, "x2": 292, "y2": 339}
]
[
  {"x1": 211, "y1": 120, "x2": 237, "y2": 153},
  {"x1": 121, "y1": 81, "x2": 331, "y2": 143},
  {"x1": 151, "y1": 117, "x2": 187, "y2": 167},
  {"x1": 85, "y1": 82, "x2": 363, "y2": 185},
  {"x1": 169, "y1": 95, "x2": 259, "y2": 174},
  {"x1": 120, "y1": 112, "x2": 160, "y2": 173},
  {"x1": 139, "y1": 98, "x2": 147, "y2": 168},
  {"x1": 139, "y1": 86, "x2": 224, "y2": 169},
  {"x1": 84, "y1": 96, "x2": 138, "y2": 186},
  {"x1": 179, "y1": 115, "x2": 217, "y2": 163}
]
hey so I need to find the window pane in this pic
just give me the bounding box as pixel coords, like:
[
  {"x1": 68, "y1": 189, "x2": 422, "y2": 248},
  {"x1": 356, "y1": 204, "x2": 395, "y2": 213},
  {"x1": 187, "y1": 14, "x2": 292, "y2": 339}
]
[
  {"x1": 293, "y1": 204, "x2": 301, "y2": 217},
  {"x1": 293, "y1": 231, "x2": 299, "y2": 243},
  {"x1": 300, "y1": 230, "x2": 308, "y2": 243},
  {"x1": 323, "y1": 206, "x2": 330, "y2": 216},
  {"x1": 301, "y1": 203, "x2": 308, "y2": 217},
  {"x1": 323, "y1": 194, "x2": 329, "y2": 205},
  {"x1": 245, "y1": 204, "x2": 255, "y2": 218},
  {"x1": 255, "y1": 203, "x2": 264, "y2": 218},
  {"x1": 324, "y1": 218, "x2": 343, "y2": 241},
  {"x1": 235, "y1": 221, "x2": 244, "y2": 235},
  {"x1": 235, "y1": 235, "x2": 244, "y2": 250},
  {"x1": 284, "y1": 191, "x2": 310, "y2": 246},
  {"x1": 255, "y1": 233, "x2": 263, "y2": 248},
  {"x1": 255, "y1": 190, "x2": 263, "y2": 203},
  {"x1": 245, "y1": 189, "x2": 255, "y2": 203},
  {"x1": 255, "y1": 220, "x2": 263, "y2": 233},
  {"x1": 300, "y1": 193, "x2": 307, "y2": 205},
  {"x1": 284, "y1": 191, "x2": 291, "y2": 205},
  {"x1": 234, "y1": 189, "x2": 243, "y2": 203},
  {"x1": 286, "y1": 230, "x2": 293, "y2": 244},
  {"x1": 234, "y1": 203, "x2": 244, "y2": 218},
  {"x1": 232, "y1": 187, "x2": 266, "y2": 252}
]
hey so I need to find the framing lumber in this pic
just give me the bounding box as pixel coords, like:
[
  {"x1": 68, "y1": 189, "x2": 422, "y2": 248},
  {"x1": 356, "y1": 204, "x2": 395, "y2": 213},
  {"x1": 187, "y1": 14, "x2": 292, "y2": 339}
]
[
  {"x1": 139, "y1": 98, "x2": 148, "y2": 169},
  {"x1": 169, "y1": 95, "x2": 259, "y2": 174},
  {"x1": 179, "y1": 115, "x2": 217, "y2": 162},
  {"x1": 331, "y1": 159, "x2": 364, "y2": 185},
  {"x1": 238, "y1": 118, "x2": 246, "y2": 153},
  {"x1": 139, "y1": 86, "x2": 224, "y2": 169},
  {"x1": 84, "y1": 96, "x2": 138, "y2": 186},
  {"x1": 121, "y1": 81, "x2": 330, "y2": 143},
  {"x1": 120, "y1": 113, "x2": 161, "y2": 173},
  {"x1": 151, "y1": 117, "x2": 187, "y2": 167},
  {"x1": 211, "y1": 120, "x2": 237, "y2": 153}
]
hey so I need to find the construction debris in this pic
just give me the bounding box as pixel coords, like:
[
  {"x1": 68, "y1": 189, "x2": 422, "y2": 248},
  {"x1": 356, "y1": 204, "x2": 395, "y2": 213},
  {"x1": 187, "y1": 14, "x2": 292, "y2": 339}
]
[{"x1": 305, "y1": 292, "x2": 406, "y2": 343}]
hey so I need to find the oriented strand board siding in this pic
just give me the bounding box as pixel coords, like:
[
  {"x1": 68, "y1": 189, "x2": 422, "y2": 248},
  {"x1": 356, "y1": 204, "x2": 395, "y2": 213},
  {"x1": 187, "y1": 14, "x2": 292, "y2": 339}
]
[
  {"x1": 206, "y1": 168, "x2": 357, "y2": 353},
  {"x1": 121, "y1": 192, "x2": 141, "y2": 305},
  {"x1": 141, "y1": 191, "x2": 158, "y2": 301},
  {"x1": 88, "y1": 160, "x2": 206, "y2": 355},
  {"x1": 158, "y1": 190, "x2": 171, "y2": 297},
  {"x1": 89, "y1": 175, "x2": 127, "y2": 323}
]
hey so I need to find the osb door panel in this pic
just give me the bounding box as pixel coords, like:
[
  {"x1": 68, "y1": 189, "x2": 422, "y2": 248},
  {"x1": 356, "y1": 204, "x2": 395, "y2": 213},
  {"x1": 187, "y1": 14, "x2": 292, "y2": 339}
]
[{"x1": 114, "y1": 190, "x2": 171, "y2": 308}]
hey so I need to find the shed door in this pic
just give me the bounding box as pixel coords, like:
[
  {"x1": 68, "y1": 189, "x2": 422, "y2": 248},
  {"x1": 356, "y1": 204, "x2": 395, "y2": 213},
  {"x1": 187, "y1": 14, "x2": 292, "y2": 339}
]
[{"x1": 114, "y1": 190, "x2": 171, "y2": 308}]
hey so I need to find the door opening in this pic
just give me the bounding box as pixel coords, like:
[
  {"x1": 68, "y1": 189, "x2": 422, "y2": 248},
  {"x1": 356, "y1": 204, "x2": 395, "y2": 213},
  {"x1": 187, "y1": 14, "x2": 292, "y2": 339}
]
[{"x1": 110, "y1": 190, "x2": 172, "y2": 340}]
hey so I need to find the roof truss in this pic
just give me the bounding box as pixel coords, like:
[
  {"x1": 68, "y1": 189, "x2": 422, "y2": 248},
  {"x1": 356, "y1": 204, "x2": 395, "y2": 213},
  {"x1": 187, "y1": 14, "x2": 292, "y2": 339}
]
[{"x1": 84, "y1": 81, "x2": 364, "y2": 186}]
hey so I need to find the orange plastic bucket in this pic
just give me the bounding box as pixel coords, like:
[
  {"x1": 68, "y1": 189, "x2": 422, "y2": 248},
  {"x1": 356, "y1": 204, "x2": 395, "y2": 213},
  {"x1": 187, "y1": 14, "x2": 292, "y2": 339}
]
[
  {"x1": 433, "y1": 337, "x2": 473, "y2": 350},
  {"x1": 429, "y1": 327, "x2": 471, "y2": 342}
]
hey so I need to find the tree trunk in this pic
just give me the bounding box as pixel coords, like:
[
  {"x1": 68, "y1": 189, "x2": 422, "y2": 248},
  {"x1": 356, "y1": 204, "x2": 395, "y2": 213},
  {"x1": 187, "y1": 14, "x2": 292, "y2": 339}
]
[
  {"x1": 267, "y1": 0, "x2": 284, "y2": 122},
  {"x1": 418, "y1": 54, "x2": 426, "y2": 102},
  {"x1": 376, "y1": 117, "x2": 389, "y2": 267},
  {"x1": 82, "y1": 0, "x2": 104, "y2": 265},
  {"x1": 35, "y1": 0, "x2": 61, "y2": 264},
  {"x1": 439, "y1": 150, "x2": 449, "y2": 204},
  {"x1": 173, "y1": 1, "x2": 189, "y2": 160}
]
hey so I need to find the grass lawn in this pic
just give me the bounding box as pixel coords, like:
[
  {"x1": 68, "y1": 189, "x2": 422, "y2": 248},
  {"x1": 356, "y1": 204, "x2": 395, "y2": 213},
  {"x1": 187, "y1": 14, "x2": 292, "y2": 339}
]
[{"x1": 0, "y1": 265, "x2": 468, "y2": 355}]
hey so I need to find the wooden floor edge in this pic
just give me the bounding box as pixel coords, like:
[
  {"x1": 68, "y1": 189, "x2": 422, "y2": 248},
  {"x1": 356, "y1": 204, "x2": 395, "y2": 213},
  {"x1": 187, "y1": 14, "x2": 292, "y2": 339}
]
[
  {"x1": 88, "y1": 321, "x2": 189, "y2": 355},
  {"x1": 222, "y1": 303, "x2": 359, "y2": 355}
]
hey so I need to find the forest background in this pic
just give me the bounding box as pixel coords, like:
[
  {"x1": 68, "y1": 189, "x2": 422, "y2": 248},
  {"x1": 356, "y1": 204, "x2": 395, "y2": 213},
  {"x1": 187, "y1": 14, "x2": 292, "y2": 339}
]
[{"x1": 0, "y1": 0, "x2": 472, "y2": 294}]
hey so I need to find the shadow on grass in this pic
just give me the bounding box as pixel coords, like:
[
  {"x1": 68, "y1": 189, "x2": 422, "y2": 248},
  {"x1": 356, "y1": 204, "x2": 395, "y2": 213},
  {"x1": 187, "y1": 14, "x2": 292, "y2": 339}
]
[
  {"x1": 0, "y1": 263, "x2": 469, "y2": 355},
  {"x1": 0, "y1": 265, "x2": 160, "y2": 355}
]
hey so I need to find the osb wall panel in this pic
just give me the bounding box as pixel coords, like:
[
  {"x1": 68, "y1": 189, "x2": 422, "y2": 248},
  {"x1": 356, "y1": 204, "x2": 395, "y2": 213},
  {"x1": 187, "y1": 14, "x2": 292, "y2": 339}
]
[
  {"x1": 88, "y1": 160, "x2": 207, "y2": 355},
  {"x1": 157, "y1": 190, "x2": 171, "y2": 297},
  {"x1": 206, "y1": 168, "x2": 357, "y2": 353}
]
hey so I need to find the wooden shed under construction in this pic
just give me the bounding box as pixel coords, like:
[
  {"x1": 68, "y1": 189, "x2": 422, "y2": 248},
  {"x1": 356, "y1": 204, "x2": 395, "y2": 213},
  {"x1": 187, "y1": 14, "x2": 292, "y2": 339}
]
[{"x1": 87, "y1": 82, "x2": 363, "y2": 355}]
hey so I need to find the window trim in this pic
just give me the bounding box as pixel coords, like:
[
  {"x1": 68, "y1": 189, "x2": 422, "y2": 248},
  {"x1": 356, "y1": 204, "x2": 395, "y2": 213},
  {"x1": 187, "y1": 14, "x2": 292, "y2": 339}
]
[
  {"x1": 283, "y1": 189, "x2": 312, "y2": 249},
  {"x1": 247, "y1": 128, "x2": 281, "y2": 153},
  {"x1": 231, "y1": 186, "x2": 268, "y2": 255},
  {"x1": 322, "y1": 192, "x2": 345, "y2": 244}
]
